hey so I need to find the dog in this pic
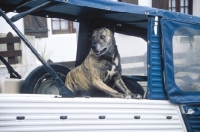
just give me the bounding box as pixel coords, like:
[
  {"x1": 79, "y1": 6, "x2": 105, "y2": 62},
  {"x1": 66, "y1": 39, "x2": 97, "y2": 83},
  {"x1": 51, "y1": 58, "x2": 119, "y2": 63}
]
[{"x1": 65, "y1": 27, "x2": 141, "y2": 99}]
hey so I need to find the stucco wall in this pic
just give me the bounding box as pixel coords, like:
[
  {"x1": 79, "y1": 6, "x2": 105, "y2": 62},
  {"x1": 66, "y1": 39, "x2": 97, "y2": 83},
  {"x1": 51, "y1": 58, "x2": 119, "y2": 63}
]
[
  {"x1": 0, "y1": 35, "x2": 37, "y2": 79},
  {"x1": 193, "y1": 0, "x2": 200, "y2": 17},
  {"x1": 0, "y1": 12, "x2": 24, "y2": 35},
  {"x1": 138, "y1": 0, "x2": 152, "y2": 7},
  {"x1": 0, "y1": 13, "x2": 77, "y2": 79},
  {"x1": 110, "y1": 0, "x2": 152, "y2": 7},
  {"x1": 35, "y1": 18, "x2": 77, "y2": 64}
]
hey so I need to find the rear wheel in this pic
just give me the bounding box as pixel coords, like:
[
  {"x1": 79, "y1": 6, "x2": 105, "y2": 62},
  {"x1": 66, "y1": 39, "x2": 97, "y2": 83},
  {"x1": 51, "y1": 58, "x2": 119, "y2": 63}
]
[{"x1": 21, "y1": 64, "x2": 70, "y2": 95}]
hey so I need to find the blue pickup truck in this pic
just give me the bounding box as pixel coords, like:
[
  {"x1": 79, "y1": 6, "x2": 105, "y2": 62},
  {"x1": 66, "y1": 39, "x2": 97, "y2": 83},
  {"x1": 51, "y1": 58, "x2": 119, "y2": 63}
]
[{"x1": 0, "y1": 0, "x2": 200, "y2": 131}]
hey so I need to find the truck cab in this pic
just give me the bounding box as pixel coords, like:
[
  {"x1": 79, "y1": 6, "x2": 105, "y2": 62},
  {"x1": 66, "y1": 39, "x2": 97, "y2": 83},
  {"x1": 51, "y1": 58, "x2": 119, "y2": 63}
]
[{"x1": 0, "y1": 0, "x2": 200, "y2": 131}]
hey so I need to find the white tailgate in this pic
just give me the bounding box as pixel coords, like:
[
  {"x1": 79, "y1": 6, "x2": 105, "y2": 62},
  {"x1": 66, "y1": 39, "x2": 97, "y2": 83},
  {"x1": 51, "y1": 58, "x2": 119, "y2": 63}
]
[{"x1": 0, "y1": 94, "x2": 186, "y2": 132}]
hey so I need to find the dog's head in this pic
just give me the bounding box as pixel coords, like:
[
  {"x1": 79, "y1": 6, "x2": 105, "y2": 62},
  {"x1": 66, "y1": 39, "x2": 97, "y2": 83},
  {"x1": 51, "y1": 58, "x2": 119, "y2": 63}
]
[{"x1": 91, "y1": 28, "x2": 115, "y2": 56}]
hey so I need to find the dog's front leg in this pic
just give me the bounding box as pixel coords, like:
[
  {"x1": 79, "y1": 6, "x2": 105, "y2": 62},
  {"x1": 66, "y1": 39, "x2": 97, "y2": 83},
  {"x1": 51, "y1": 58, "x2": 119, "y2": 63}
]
[
  {"x1": 93, "y1": 80, "x2": 125, "y2": 98},
  {"x1": 114, "y1": 77, "x2": 142, "y2": 99}
]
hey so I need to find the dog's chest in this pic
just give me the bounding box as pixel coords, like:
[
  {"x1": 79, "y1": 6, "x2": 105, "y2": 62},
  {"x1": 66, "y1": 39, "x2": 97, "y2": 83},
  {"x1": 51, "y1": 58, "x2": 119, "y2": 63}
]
[{"x1": 104, "y1": 57, "x2": 119, "y2": 82}]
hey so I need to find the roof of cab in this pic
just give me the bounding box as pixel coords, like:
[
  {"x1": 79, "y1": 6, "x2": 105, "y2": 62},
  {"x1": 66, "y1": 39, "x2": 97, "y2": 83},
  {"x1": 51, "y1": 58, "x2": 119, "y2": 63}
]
[{"x1": 0, "y1": 0, "x2": 200, "y2": 29}]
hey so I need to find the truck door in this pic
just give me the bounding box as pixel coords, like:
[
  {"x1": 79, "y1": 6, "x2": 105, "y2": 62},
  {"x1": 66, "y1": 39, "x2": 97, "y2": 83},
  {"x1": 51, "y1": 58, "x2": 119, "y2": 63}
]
[{"x1": 161, "y1": 19, "x2": 200, "y2": 131}]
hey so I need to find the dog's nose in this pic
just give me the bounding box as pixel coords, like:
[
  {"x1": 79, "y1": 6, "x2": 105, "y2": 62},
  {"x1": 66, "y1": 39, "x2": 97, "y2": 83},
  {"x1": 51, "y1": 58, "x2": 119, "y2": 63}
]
[
  {"x1": 91, "y1": 44, "x2": 100, "y2": 52},
  {"x1": 91, "y1": 45, "x2": 97, "y2": 51}
]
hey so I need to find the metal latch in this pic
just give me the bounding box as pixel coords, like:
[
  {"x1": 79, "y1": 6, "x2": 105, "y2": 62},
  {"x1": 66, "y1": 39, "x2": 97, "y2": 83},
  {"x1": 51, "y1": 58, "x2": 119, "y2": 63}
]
[
  {"x1": 186, "y1": 108, "x2": 195, "y2": 115},
  {"x1": 154, "y1": 16, "x2": 158, "y2": 35}
]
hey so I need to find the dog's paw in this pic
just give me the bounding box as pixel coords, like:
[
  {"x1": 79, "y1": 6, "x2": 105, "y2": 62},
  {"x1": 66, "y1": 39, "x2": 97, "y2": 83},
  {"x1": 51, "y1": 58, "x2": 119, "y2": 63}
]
[
  {"x1": 131, "y1": 94, "x2": 142, "y2": 99},
  {"x1": 123, "y1": 94, "x2": 132, "y2": 99},
  {"x1": 112, "y1": 93, "x2": 126, "y2": 98}
]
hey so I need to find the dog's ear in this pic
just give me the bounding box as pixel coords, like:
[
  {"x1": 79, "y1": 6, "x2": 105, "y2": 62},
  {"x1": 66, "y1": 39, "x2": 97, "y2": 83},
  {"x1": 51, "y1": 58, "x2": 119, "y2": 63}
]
[
  {"x1": 86, "y1": 29, "x2": 93, "y2": 41},
  {"x1": 104, "y1": 22, "x2": 115, "y2": 34}
]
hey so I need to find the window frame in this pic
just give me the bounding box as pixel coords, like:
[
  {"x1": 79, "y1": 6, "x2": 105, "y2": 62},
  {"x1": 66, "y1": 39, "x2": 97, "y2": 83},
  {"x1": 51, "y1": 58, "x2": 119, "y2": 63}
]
[
  {"x1": 51, "y1": 18, "x2": 76, "y2": 34},
  {"x1": 152, "y1": 0, "x2": 193, "y2": 15},
  {"x1": 169, "y1": 0, "x2": 193, "y2": 14},
  {"x1": 161, "y1": 18, "x2": 200, "y2": 104}
]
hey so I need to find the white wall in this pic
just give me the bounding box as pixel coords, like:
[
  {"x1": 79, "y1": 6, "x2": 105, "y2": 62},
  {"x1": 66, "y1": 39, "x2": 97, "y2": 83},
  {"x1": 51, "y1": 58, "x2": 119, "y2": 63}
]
[
  {"x1": 0, "y1": 13, "x2": 77, "y2": 63},
  {"x1": 0, "y1": 12, "x2": 24, "y2": 35},
  {"x1": 138, "y1": 0, "x2": 152, "y2": 7},
  {"x1": 0, "y1": 14, "x2": 77, "y2": 79},
  {"x1": 0, "y1": 35, "x2": 37, "y2": 79},
  {"x1": 109, "y1": 0, "x2": 152, "y2": 7},
  {"x1": 193, "y1": 0, "x2": 200, "y2": 17},
  {"x1": 35, "y1": 18, "x2": 77, "y2": 63},
  {"x1": 0, "y1": 13, "x2": 32, "y2": 79}
]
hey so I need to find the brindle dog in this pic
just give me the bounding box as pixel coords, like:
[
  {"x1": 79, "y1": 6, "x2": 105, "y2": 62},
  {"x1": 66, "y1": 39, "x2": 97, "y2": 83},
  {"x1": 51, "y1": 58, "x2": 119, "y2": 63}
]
[{"x1": 65, "y1": 27, "x2": 141, "y2": 99}]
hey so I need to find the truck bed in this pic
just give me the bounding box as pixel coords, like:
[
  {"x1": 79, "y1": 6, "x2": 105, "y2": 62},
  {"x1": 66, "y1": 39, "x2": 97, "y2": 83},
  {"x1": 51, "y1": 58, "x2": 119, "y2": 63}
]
[{"x1": 0, "y1": 94, "x2": 186, "y2": 132}]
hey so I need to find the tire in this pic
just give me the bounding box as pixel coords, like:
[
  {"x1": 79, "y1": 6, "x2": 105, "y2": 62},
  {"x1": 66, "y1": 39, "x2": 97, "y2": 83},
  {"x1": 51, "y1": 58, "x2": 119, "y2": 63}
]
[{"x1": 21, "y1": 64, "x2": 71, "y2": 95}]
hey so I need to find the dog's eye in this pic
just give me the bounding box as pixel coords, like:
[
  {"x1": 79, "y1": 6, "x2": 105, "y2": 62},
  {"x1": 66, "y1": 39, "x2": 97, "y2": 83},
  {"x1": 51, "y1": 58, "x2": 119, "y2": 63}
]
[{"x1": 101, "y1": 35, "x2": 106, "y2": 39}]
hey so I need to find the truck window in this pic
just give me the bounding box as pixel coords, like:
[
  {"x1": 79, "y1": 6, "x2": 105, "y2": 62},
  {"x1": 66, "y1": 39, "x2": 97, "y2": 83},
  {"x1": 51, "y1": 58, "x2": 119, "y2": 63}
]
[
  {"x1": 115, "y1": 33, "x2": 147, "y2": 76},
  {"x1": 173, "y1": 27, "x2": 200, "y2": 92}
]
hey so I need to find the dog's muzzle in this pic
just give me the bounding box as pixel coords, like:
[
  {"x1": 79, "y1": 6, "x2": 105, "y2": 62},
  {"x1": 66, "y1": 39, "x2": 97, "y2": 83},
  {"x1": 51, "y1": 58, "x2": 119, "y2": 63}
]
[{"x1": 91, "y1": 44, "x2": 107, "y2": 55}]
